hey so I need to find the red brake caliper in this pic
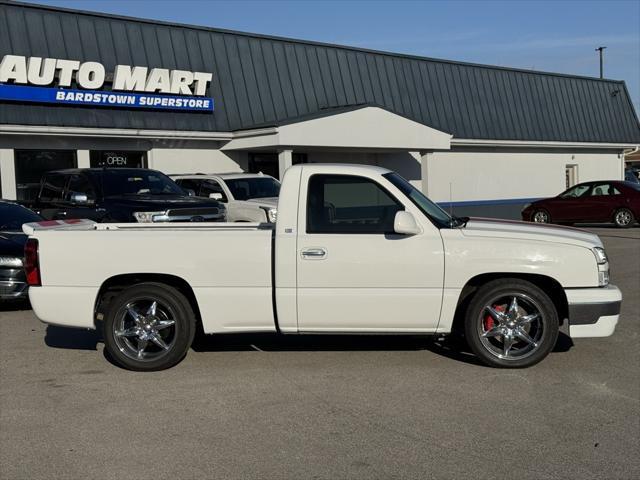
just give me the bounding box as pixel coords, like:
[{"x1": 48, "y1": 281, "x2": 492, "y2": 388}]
[{"x1": 484, "y1": 304, "x2": 505, "y2": 332}]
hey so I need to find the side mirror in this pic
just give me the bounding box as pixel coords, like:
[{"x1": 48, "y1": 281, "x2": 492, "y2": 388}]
[
  {"x1": 185, "y1": 189, "x2": 196, "y2": 197},
  {"x1": 209, "y1": 193, "x2": 223, "y2": 201},
  {"x1": 393, "y1": 211, "x2": 421, "y2": 235},
  {"x1": 70, "y1": 193, "x2": 89, "y2": 205}
]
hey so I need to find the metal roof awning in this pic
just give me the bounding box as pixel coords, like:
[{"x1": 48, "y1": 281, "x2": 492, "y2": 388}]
[{"x1": 221, "y1": 105, "x2": 452, "y2": 152}]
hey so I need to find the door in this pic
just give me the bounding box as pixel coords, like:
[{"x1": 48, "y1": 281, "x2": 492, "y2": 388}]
[
  {"x1": 553, "y1": 183, "x2": 592, "y2": 222},
  {"x1": 37, "y1": 173, "x2": 70, "y2": 220},
  {"x1": 296, "y1": 173, "x2": 445, "y2": 332},
  {"x1": 587, "y1": 182, "x2": 622, "y2": 221}
]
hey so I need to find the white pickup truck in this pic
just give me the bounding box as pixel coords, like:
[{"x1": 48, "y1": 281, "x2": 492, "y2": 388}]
[
  {"x1": 23, "y1": 164, "x2": 621, "y2": 371},
  {"x1": 171, "y1": 173, "x2": 280, "y2": 223}
]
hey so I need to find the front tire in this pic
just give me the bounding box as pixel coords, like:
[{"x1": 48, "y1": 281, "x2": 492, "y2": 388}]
[
  {"x1": 103, "y1": 283, "x2": 196, "y2": 371},
  {"x1": 531, "y1": 209, "x2": 551, "y2": 224},
  {"x1": 464, "y1": 279, "x2": 559, "y2": 368},
  {"x1": 613, "y1": 208, "x2": 634, "y2": 228}
]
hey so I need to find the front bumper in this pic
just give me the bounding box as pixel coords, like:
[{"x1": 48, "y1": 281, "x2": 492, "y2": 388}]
[
  {"x1": 565, "y1": 285, "x2": 622, "y2": 338},
  {"x1": 0, "y1": 280, "x2": 28, "y2": 300},
  {"x1": 0, "y1": 268, "x2": 28, "y2": 300}
]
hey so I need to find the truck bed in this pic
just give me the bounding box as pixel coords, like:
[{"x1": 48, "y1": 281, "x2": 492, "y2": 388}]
[{"x1": 24, "y1": 220, "x2": 277, "y2": 333}]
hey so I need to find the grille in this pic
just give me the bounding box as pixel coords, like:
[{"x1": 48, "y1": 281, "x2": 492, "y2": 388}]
[{"x1": 165, "y1": 208, "x2": 221, "y2": 217}]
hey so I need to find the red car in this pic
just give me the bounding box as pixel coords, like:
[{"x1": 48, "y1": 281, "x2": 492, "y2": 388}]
[{"x1": 522, "y1": 180, "x2": 640, "y2": 228}]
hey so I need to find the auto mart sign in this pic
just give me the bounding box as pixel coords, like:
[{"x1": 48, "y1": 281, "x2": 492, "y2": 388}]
[{"x1": 0, "y1": 55, "x2": 214, "y2": 112}]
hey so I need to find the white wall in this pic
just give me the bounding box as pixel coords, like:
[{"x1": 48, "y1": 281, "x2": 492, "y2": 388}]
[
  {"x1": 425, "y1": 149, "x2": 623, "y2": 203},
  {"x1": 147, "y1": 149, "x2": 247, "y2": 175},
  {"x1": 306, "y1": 151, "x2": 423, "y2": 189}
]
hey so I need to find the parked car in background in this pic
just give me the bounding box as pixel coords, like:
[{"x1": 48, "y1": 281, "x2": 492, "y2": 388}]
[
  {"x1": 172, "y1": 173, "x2": 280, "y2": 223},
  {"x1": 522, "y1": 180, "x2": 640, "y2": 228},
  {"x1": 625, "y1": 169, "x2": 640, "y2": 184},
  {"x1": 0, "y1": 201, "x2": 42, "y2": 301},
  {"x1": 27, "y1": 168, "x2": 226, "y2": 223}
]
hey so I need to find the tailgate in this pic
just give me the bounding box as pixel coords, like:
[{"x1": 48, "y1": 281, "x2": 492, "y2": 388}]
[{"x1": 22, "y1": 219, "x2": 97, "y2": 235}]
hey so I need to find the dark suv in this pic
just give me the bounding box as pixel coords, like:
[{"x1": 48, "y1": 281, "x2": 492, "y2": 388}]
[{"x1": 29, "y1": 168, "x2": 226, "y2": 223}]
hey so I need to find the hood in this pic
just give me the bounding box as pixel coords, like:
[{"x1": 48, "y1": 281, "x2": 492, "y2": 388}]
[
  {"x1": 104, "y1": 195, "x2": 224, "y2": 210},
  {"x1": 0, "y1": 231, "x2": 28, "y2": 257},
  {"x1": 460, "y1": 217, "x2": 602, "y2": 249},
  {"x1": 245, "y1": 197, "x2": 279, "y2": 208}
]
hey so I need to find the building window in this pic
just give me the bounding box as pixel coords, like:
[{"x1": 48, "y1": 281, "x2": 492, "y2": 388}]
[
  {"x1": 565, "y1": 164, "x2": 578, "y2": 189},
  {"x1": 248, "y1": 152, "x2": 307, "y2": 178},
  {"x1": 14, "y1": 150, "x2": 77, "y2": 202},
  {"x1": 90, "y1": 151, "x2": 147, "y2": 168}
]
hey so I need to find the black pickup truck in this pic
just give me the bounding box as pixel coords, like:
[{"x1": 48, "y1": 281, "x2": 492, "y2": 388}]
[{"x1": 27, "y1": 168, "x2": 226, "y2": 223}]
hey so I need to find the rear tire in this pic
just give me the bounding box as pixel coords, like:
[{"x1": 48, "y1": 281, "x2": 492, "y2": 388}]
[
  {"x1": 102, "y1": 282, "x2": 196, "y2": 371},
  {"x1": 464, "y1": 279, "x2": 559, "y2": 368},
  {"x1": 613, "y1": 208, "x2": 634, "y2": 228},
  {"x1": 531, "y1": 209, "x2": 551, "y2": 224}
]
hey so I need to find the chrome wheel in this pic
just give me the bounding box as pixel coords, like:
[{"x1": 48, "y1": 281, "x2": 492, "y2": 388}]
[
  {"x1": 614, "y1": 209, "x2": 632, "y2": 227},
  {"x1": 113, "y1": 298, "x2": 178, "y2": 362},
  {"x1": 478, "y1": 294, "x2": 545, "y2": 361},
  {"x1": 532, "y1": 210, "x2": 549, "y2": 223}
]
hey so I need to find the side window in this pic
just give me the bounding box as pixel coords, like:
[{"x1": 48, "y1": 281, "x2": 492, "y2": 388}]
[
  {"x1": 39, "y1": 174, "x2": 67, "y2": 202},
  {"x1": 591, "y1": 183, "x2": 620, "y2": 196},
  {"x1": 67, "y1": 174, "x2": 96, "y2": 201},
  {"x1": 200, "y1": 180, "x2": 228, "y2": 202},
  {"x1": 306, "y1": 174, "x2": 403, "y2": 234},
  {"x1": 175, "y1": 178, "x2": 201, "y2": 194},
  {"x1": 561, "y1": 184, "x2": 591, "y2": 198}
]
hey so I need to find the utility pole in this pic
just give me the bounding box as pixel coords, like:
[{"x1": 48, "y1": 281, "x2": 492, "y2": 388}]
[{"x1": 595, "y1": 46, "x2": 607, "y2": 78}]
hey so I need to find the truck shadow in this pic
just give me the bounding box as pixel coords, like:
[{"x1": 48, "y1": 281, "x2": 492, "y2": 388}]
[
  {"x1": 42, "y1": 326, "x2": 573, "y2": 367},
  {"x1": 44, "y1": 325, "x2": 102, "y2": 351},
  {"x1": 191, "y1": 332, "x2": 574, "y2": 366}
]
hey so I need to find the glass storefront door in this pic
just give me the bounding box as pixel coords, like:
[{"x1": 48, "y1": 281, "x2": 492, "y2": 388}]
[
  {"x1": 90, "y1": 151, "x2": 147, "y2": 168},
  {"x1": 14, "y1": 150, "x2": 77, "y2": 202},
  {"x1": 248, "y1": 152, "x2": 307, "y2": 178}
]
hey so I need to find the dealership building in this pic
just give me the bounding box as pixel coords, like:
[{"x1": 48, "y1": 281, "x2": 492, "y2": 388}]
[{"x1": 1, "y1": 1, "x2": 639, "y2": 217}]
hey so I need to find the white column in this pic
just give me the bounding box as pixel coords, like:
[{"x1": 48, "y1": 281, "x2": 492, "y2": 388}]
[
  {"x1": 420, "y1": 152, "x2": 433, "y2": 197},
  {"x1": 0, "y1": 149, "x2": 17, "y2": 200},
  {"x1": 146, "y1": 149, "x2": 155, "y2": 169},
  {"x1": 77, "y1": 150, "x2": 90, "y2": 168},
  {"x1": 278, "y1": 149, "x2": 293, "y2": 180},
  {"x1": 408, "y1": 150, "x2": 429, "y2": 196}
]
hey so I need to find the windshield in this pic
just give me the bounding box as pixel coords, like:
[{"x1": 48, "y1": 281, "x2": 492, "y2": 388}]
[
  {"x1": 625, "y1": 181, "x2": 640, "y2": 191},
  {"x1": 0, "y1": 203, "x2": 42, "y2": 231},
  {"x1": 98, "y1": 170, "x2": 185, "y2": 197},
  {"x1": 383, "y1": 172, "x2": 457, "y2": 228},
  {"x1": 559, "y1": 184, "x2": 591, "y2": 198},
  {"x1": 225, "y1": 177, "x2": 281, "y2": 200}
]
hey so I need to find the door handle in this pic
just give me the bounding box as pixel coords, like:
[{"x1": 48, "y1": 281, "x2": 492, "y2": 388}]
[{"x1": 301, "y1": 247, "x2": 327, "y2": 259}]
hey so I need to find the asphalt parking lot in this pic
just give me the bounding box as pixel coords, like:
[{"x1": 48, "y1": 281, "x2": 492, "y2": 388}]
[{"x1": 1, "y1": 227, "x2": 638, "y2": 480}]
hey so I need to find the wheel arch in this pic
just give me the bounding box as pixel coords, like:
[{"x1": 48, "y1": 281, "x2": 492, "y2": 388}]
[
  {"x1": 94, "y1": 273, "x2": 202, "y2": 329},
  {"x1": 449, "y1": 272, "x2": 568, "y2": 335}
]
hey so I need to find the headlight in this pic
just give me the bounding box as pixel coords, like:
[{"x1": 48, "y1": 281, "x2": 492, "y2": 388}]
[
  {"x1": 593, "y1": 247, "x2": 608, "y2": 265},
  {"x1": 133, "y1": 211, "x2": 166, "y2": 223},
  {"x1": 0, "y1": 256, "x2": 23, "y2": 267},
  {"x1": 261, "y1": 207, "x2": 277, "y2": 223}
]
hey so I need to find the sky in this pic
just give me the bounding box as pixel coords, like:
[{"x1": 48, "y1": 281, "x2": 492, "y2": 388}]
[{"x1": 24, "y1": 0, "x2": 640, "y2": 113}]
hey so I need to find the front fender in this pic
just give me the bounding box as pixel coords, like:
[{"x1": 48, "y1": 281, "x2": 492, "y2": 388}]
[{"x1": 440, "y1": 230, "x2": 599, "y2": 289}]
